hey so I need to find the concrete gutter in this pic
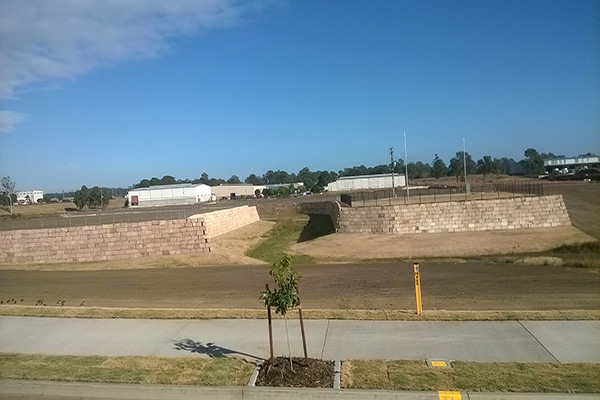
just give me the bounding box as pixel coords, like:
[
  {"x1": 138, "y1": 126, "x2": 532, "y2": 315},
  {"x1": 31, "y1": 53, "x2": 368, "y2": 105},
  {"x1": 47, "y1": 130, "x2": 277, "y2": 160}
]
[{"x1": 1, "y1": 380, "x2": 598, "y2": 400}]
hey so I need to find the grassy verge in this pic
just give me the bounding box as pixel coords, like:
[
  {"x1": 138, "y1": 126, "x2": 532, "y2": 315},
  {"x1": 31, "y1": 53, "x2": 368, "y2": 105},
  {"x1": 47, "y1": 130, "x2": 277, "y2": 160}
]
[
  {"x1": 0, "y1": 353, "x2": 254, "y2": 386},
  {"x1": 245, "y1": 214, "x2": 313, "y2": 265},
  {"x1": 1, "y1": 305, "x2": 599, "y2": 321},
  {"x1": 3, "y1": 354, "x2": 599, "y2": 393},
  {"x1": 342, "y1": 360, "x2": 600, "y2": 393}
]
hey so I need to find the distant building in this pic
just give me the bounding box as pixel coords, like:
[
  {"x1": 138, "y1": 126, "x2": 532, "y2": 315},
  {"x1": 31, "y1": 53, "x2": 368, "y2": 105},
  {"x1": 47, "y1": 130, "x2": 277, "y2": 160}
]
[
  {"x1": 544, "y1": 156, "x2": 600, "y2": 175},
  {"x1": 265, "y1": 182, "x2": 304, "y2": 190},
  {"x1": 506, "y1": 160, "x2": 526, "y2": 176},
  {"x1": 127, "y1": 184, "x2": 211, "y2": 207},
  {"x1": 211, "y1": 184, "x2": 265, "y2": 200},
  {"x1": 326, "y1": 174, "x2": 406, "y2": 192},
  {"x1": 210, "y1": 182, "x2": 305, "y2": 199},
  {"x1": 16, "y1": 190, "x2": 43, "y2": 204}
]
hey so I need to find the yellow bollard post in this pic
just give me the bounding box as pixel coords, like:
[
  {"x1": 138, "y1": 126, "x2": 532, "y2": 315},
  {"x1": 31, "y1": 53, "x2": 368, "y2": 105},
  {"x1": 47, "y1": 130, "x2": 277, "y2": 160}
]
[{"x1": 414, "y1": 263, "x2": 422, "y2": 315}]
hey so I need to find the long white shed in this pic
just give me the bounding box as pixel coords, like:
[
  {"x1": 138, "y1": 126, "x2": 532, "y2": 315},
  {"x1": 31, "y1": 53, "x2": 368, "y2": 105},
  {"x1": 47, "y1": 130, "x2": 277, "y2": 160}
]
[
  {"x1": 128, "y1": 184, "x2": 211, "y2": 207},
  {"x1": 326, "y1": 173, "x2": 406, "y2": 192}
]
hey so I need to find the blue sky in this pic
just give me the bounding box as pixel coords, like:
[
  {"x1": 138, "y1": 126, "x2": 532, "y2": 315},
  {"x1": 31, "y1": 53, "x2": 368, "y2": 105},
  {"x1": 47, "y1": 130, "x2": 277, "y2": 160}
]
[{"x1": 1, "y1": 0, "x2": 599, "y2": 192}]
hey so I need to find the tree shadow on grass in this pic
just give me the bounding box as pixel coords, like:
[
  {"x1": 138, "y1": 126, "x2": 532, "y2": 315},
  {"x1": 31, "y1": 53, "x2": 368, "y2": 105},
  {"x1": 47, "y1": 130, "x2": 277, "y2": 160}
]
[{"x1": 298, "y1": 214, "x2": 335, "y2": 243}]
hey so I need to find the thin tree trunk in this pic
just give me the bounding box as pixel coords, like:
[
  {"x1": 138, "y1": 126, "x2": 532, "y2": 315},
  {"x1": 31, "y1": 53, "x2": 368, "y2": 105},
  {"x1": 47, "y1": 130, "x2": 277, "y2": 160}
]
[{"x1": 267, "y1": 305, "x2": 274, "y2": 366}]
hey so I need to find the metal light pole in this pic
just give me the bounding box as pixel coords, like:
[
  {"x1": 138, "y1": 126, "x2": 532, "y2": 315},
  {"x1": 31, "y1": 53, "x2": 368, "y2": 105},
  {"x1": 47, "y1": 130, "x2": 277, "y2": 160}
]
[
  {"x1": 463, "y1": 137, "x2": 468, "y2": 195},
  {"x1": 404, "y1": 132, "x2": 409, "y2": 201},
  {"x1": 390, "y1": 147, "x2": 396, "y2": 198}
]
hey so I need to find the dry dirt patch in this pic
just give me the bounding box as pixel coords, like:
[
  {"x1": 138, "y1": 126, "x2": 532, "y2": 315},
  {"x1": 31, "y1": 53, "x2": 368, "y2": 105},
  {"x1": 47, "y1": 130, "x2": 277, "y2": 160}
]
[{"x1": 290, "y1": 226, "x2": 596, "y2": 262}]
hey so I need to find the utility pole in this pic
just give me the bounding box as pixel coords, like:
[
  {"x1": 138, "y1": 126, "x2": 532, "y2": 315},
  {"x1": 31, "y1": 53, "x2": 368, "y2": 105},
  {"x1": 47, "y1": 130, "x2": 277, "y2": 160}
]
[{"x1": 390, "y1": 147, "x2": 396, "y2": 197}]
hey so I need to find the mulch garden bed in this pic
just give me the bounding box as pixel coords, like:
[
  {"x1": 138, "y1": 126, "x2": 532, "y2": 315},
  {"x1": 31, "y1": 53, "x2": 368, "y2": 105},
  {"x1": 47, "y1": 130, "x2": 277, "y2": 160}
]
[{"x1": 256, "y1": 356, "x2": 334, "y2": 388}]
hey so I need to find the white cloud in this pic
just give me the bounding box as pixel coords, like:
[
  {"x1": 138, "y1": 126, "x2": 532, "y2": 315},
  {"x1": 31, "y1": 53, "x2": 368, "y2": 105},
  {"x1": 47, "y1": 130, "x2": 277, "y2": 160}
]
[
  {"x1": 0, "y1": 0, "x2": 267, "y2": 98},
  {"x1": 0, "y1": 111, "x2": 28, "y2": 133}
]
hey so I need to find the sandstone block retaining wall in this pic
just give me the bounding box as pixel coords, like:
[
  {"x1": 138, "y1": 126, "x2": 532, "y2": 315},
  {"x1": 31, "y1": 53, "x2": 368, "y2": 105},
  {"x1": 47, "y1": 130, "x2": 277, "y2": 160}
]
[
  {"x1": 190, "y1": 205, "x2": 261, "y2": 238},
  {"x1": 337, "y1": 195, "x2": 571, "y2": 234},
  {"x1": 0, "y1": 218, "x2": 210, "y2": 264},
  {"x1": 0, "y1": 205, "x2": 260, "y2": 264}
]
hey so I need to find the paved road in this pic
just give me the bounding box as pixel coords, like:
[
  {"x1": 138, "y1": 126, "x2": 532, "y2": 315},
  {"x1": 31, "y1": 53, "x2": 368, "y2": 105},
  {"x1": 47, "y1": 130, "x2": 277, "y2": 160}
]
[{"x1": 1, "y1": 316, "x2": 599, "y2": 363}]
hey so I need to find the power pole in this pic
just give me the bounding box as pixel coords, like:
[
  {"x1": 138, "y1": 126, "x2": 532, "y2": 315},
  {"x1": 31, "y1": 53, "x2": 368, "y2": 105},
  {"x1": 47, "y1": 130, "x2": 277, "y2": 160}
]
[{"x1": 390, "y1": 147, "x2": 396, "y2": 197}]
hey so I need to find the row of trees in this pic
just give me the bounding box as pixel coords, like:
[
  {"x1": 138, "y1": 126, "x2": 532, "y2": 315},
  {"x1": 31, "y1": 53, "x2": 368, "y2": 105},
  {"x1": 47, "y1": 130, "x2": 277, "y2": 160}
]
[
  {"x1": 337, "y1": 148, "x2": 548, "y2": 182},
  {"x1": 73, "y1": 186, "x2": 110, "y2": 210},
  {"x1": 130, "y1": 148, "x2": 591, "y2": 194},
  {"x1": 131, "y1": 168, "x2": 340, "y2": 194}
]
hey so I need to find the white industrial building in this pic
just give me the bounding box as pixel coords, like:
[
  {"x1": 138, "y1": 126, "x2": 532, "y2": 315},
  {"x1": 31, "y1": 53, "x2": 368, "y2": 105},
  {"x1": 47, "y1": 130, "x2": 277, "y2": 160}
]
[
  {"x1": 544, "y1": 156, "x2": 600, "y2": 174},
  {"x1": 326, "y1": 173, "x2": 406, "y2": 192},
  {"x1": 16, "y1": 190, "x2": 44, "y2": 204},
  {"x1": 127, "y1": 184, "x2": 212, "y2": 207}
]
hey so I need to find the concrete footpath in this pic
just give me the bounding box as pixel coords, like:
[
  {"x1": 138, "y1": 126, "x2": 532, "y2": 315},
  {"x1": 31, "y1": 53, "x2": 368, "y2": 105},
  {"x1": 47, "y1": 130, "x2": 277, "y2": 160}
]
[
  {"x1": 1, "y1": 317, "x2": 599, "y2": 363},
  {"x1": 1, "y1": 317, "x2": 599, "y2": 400}
]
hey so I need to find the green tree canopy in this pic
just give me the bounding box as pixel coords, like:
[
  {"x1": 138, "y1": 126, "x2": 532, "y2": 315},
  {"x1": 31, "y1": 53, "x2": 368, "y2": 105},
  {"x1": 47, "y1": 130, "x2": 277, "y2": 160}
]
[
  {"x1": 87, "y1": 186, "x2": 109, "y2": 209},
  {"x1": 448, "y1": 151, "x2": 477, "y2": 181},
  {"x1": 73, "y1": 185, "x2": 89, "y2": 210},
  {"x1": 263, "y1": 170, "x2": 295, "y2": 184},
  {"x1": 407, "y1": 161, "x2": 431, "y2": 179},
  {"x1": 260, "y1": 254, "x2": 301, "y2": 316},
  {"x1": 524, "y1": 148, "x2": 545, "y2": 175},
  {"x1": 227, "y1": 175, "x2": 241, "y2": 184},
  {"x1": 245, "y1": 174, "x2": 264, "y2": 185},
  {"x1": 431, "y1": 154, "x2": 448, "y2": 179},
  {"x1": 476, "y1": 156, "x2": 493, "y2": 179},
  {"x1": 161, "y1": 175, "x2": 177, "y2": 185}
]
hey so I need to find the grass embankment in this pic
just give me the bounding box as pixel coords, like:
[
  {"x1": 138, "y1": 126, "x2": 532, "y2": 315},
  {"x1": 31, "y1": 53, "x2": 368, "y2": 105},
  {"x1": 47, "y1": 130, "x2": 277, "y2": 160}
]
[
  {"x1": 510, "y1": 241, "x2": 600, "y2": 269},
  {"x1": 246, "y1": 214, "x2": 335, "y2": 265},
  {"x1": 549, "y1": 242, "x2": 600, "y2": 268},
  {"x1": 0, "y1": 354, "x2": 253, "y2": 386},
  {"x1": 2, "y1": 354, "x2": 599, "y2": 393},
  {"x1": 342, "y1": 360, "x2": 600, "y2": 393}
]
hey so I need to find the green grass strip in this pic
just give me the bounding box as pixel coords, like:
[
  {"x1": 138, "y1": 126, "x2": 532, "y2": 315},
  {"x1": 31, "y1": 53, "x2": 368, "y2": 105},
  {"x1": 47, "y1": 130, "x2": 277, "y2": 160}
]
[
  {"x1": 245, "y1": 215, "x2": 312, "y2": 265},
  {"x1": 343, "y1": 360, "x2": 600, "y2": 393},
  {"x1": 0, "y1": 354, "x2": 254, "y2": 386},
  {"x1": 246, "y1": 213, "x2": 336, "y2": 265}
]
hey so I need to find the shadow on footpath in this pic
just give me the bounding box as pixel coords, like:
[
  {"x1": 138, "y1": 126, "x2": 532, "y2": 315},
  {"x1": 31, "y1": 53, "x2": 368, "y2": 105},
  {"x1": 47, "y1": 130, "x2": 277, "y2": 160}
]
[{"x1": 173, "y1": 338, "x2": 262, "y2": 360}]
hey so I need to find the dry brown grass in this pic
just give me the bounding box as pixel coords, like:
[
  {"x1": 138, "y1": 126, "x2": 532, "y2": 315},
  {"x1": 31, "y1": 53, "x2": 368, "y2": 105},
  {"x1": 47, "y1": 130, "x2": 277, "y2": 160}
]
[
  {"x1": 291, "y1": 226, "x2": 597, "y2": 262},
  {"x1": 0, "y1": 354, "x2": 254, "y2": 386},
  {"x1": 342, "y1": 360, "x2": 600, "y2": 393},
  {"x1": 2, "y1": 305, "x2": 598, "y2": 321},
  {"x1": 0, "y1": 198, "x2": 126, "y2": 218}
]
